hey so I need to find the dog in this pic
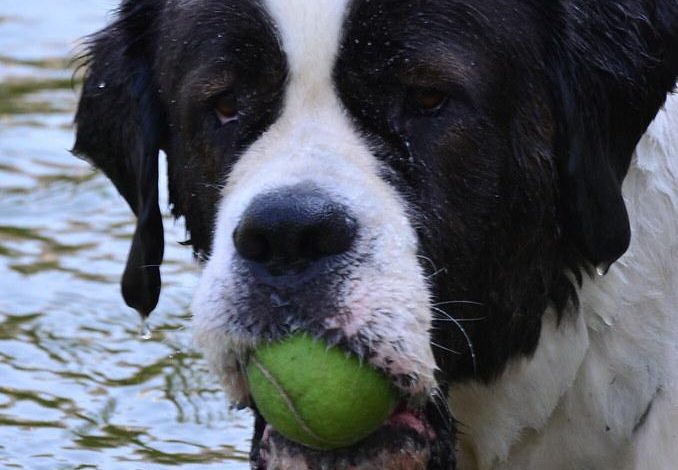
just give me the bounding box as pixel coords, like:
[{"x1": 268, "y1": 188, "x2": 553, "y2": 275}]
[{"x1": 73, "y1": 1, "x2": 678, "y2": 469}]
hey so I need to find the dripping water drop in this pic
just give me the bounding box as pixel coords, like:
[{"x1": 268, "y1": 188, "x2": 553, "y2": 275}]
[
  {"x1": 140, "y1": 319, "x2": 153, "y2": 340},
  {"x1": 596, "y1": 263, "x2": 611, "y2": 276}
]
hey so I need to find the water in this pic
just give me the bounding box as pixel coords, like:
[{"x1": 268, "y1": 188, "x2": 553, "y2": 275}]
[{"x1": 0, "y1": 2, "x2": 251, "y2": 468}]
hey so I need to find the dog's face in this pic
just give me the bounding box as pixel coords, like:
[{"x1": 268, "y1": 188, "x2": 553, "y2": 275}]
[{"x1": 74, "y1": 0, "x2": 678, "y2": 468}]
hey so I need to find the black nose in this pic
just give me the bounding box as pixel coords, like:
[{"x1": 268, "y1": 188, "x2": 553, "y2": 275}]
[{"x1": 233, "y1": 187, "x2": 357, "y2": 275}]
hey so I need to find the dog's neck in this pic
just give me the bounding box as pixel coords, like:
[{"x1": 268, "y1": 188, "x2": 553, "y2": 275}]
[{"x1": 449, "y1": 91, "x2": 678, "y2": 470}]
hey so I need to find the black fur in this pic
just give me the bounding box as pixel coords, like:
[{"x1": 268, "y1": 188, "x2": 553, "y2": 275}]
[
  {"x1": 73, "y1": 0, "x2": 166, "y2": 316},
  {"x1": 552, "y1": 0, "x2": 678, "y2": 270}
]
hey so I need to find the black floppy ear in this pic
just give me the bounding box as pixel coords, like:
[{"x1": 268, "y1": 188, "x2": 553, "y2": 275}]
[
  {"x1": 73, "y1": 0, "x2": 166, "y2": 317},
  {"x1": 552, "y1": 1, "x2": 678, "y2": 270}
]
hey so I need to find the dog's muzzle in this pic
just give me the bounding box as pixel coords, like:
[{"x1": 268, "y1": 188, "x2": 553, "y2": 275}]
[{"x1": 192, "y1": 179, "x2": 450, "y2": 468}]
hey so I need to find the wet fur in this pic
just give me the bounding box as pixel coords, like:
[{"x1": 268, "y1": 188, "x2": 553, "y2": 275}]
[{"x1": 74, "y1": 1, "x2": 678, "y2": 468}]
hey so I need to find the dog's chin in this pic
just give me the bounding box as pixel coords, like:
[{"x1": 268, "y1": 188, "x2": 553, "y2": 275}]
[{"x1": 251, "y1": 399, "x2": 456, "y2": 470}]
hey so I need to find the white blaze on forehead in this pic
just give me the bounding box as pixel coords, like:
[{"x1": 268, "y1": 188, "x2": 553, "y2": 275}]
[
  {"x1": 226, "y1": 0, "x2": 379, "y2": 193},
  {"x1": 263, "y1": 0, "x2": 350, "y2": 106}
]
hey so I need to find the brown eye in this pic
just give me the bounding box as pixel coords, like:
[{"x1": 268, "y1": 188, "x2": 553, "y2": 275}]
[
  {"x1": 215, "y1": 94, "x2": 239, "y2": 124},
  {"x1": 408, "y1": 88, "x2": 448, "y2": 113}
]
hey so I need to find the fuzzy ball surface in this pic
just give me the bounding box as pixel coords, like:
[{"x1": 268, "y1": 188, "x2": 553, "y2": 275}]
[{"x1": 246, "y1": 334, "x2": 398, "y2": 450}]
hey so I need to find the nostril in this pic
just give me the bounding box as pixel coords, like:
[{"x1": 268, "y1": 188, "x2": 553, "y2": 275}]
[
  {"x1": 233, "y1": 227, "x2": 270, "y2": 262},
  {"x1": 311, "y1": 215, "x2": 357, "y2": 258},
  {"x1": 232, "y1": 186, "x2": 358, "y2": 276}
]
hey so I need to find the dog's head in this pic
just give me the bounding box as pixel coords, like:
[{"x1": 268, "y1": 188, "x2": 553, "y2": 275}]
[{"x1": 74, "y1": 0, "x2": 678, "y2": 468}]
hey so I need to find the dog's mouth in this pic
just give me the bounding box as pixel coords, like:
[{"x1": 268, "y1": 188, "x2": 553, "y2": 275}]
[
  {"x1": 192, "y1": 243, "x2": 452, "y2": 468},
  {"x1": 250, "y1": 395, "x2": 455, "y2": 470}
]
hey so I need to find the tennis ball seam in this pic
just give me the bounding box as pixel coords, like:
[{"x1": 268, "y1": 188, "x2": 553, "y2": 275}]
[{"x1": 250, "y1": 356, "x2": 343, "y2": 447}]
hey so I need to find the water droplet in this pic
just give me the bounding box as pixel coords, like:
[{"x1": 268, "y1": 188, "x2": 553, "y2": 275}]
[
  {"x1": 140, "y1": 320, "x2": 152, "y2": 340},
  {"x1": 97, "y1": 82, "x2": 106, "y2": 89},
  {"x1": 596, "y1": 263, "x2": 610, "y2": 276}
]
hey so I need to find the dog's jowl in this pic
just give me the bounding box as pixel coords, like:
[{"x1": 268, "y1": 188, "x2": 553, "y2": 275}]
[{"x1": 74, "y1": 1, "x2": 678, "y2": 469}]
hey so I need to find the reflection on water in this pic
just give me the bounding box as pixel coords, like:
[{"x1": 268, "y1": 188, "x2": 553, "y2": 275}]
[{"x1": 0, "y1": 1, "x2": 251, "y2": 468}]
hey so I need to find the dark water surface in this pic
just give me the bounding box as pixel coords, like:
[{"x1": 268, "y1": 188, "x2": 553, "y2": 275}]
[{"x1": 0, "y1": 2, "x2": 251, "y2": 468}]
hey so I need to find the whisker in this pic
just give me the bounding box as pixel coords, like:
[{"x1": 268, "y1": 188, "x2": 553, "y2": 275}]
[
  {"x1": 431, "y1": 306, "x2": 477, "y2": 374},
  {"x1": 426, "y1": 267, "x2": 448, "y2": 280},
  {"x1": 439, "y1": 316, "x2": 487, "y2": 323},
  {"x1": 431, "y1": 340, "x2": 462, "y2": 355},
  {"x1": 429, "y1": 385, "x2": 450, "y2": 423},
  {"x1": 416, "y1": 254, "x2": 438, "y2": 273},
  {"x1": 201, "y1": 183, "x2": 225, "y2": 191},
  {"x1": 433, "y1": 300, "x2": 485, "y2": 307}
]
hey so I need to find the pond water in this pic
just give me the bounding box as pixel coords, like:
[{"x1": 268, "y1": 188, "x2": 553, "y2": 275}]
[{"x1": 0, "y1": 2, "x2": 252, "y2": 468}]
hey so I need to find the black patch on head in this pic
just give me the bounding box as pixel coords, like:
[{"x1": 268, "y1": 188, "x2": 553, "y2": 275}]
[
  {"x1": 155, "y1": 0, "x2": 288, "y2": 257},
  {"x1": 74, "y1": 0, "x2": 287, "y2": 315},
  {"x1": 335, "y1": 0, "x2": 678, "y2": 382}
]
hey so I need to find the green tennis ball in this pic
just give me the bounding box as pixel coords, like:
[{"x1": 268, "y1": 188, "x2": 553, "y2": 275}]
[{"x1": 246, "y1": 334, "x2": 398, "y2": 450}]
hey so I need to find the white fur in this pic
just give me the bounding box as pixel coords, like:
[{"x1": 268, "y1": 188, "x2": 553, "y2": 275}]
[
  {"x1": 191, "y1": 0, "x2": 436, "y2": 404},
  {"x1": 450, "y1": 91, "x2": 678, "y2": 470}
]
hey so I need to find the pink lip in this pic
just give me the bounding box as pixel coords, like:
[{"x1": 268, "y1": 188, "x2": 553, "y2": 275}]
[
  {"x1": 385, "y1": 405, "x2": 437, "y2": 441},
  {"x1": 260, "y1": 400, "x2": 436, "y2": 452}
]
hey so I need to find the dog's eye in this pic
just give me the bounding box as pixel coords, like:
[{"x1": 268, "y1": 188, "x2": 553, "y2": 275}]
[
  {"x1": 406, "y1": 88, "x2": 448, "y2": 114},
  {"x1": 214, "y1": 93, "x2": 239, "y2": 125}
]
